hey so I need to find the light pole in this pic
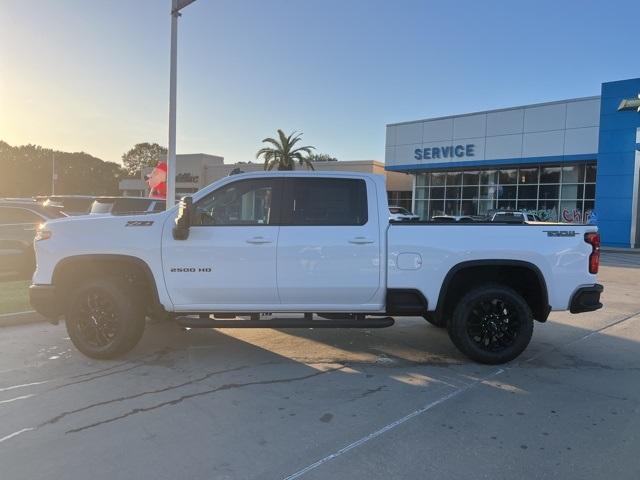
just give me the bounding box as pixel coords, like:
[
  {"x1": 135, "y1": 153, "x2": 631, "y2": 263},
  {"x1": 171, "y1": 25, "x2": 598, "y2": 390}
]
[
  {"x1": 166, "y1": 0, "x2": 198, "y2": 209},
  {"x1": 618, "y1": 93, "x2": 640, "y2": 247}
]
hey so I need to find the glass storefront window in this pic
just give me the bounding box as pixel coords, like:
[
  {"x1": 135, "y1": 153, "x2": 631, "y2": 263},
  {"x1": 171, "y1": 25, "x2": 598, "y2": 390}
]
[
  {"x1": 499, "y1": 169, "x2": 517, "y2": 184},
  {"x1": 561, "y1": 184, "x2": 582, "y2": 199},
  {"x1": 416, "y1": 173, "x2": 429, "y2": 187},
  {"x1": 446, "y1": 172, "x2": 462, "y2": 186},
  {"x1": 584, "y1": 200, "x2": 595, "y2": 222},
  {"x1": 539, "y1": 184, "x2": 559, "y2": 200},
  {"x1": 414, "y1": 200, "x2": 428, "y2": 220},
  {"x1": 444, "y1": 200, "x2": 459, "y2": 215},
  {"x1": 540, "y1": 167, "x2": 561, "y2": 183},
  {"x1": 480, "y1": 186, "x2": 498, "y2": 199},
  {"x1": 431, "y1": 172, "x2": 445, "y2": 186},
  {"x1": 480, "y1": 170, "x2": 498, "y2": 185},
  {"x1": 562, "y1": 165, "x2": 584, "y2": 183},
  {"x1": 462, "y1": 186, "x2": 479, "y2": 198},
  {"x1": 463, "y1": 171, "x2": 480, "y2": 185},
  {"x1": 538, "y1": 200, "x2": 559, "y2": 221},
  {"x1": 429, "y1": 200, "x2": 445, "y2": 218},
  {"x1": 478, "y1": 200, "x2": 496, "y2": 215},
  {"x1": 430, "y1": 187, "x2": 445, "y2": 199},
  {"x1": 497, "y1": 185, "x2": 517, "y2": 200},
  {"x1": 461, "y1": 200, "x2": 478, "y2": 215},
  {"x1": 584, "y1": 184, "x2": 596, "y2": 199},
  {"x1": 445, "y1": 186, "x2": 461, "y2": 200},
  {"x1": 518, "y1": 185, "x2": 538, "y2": 199},
  {"x1": 413, "y1": 162, "x2": 595, "y2": 222},
  {"x1": 519, "y1": 168, "x2": 539, "y2": 184},
  {"x1": 415, "y1": 187, "x2": 428, "y2": 200},
  {"x1": 560, "y1": 200, "x2": 584, "y2": 223},
  {"x1": 517, "y1": 199, "x2": 537, "y2": 211}
]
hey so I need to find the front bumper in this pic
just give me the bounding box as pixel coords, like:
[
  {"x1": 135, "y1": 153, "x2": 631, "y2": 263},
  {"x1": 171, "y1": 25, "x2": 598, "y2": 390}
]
[
  {"x1": 569, "y1": 284, "x2": 603, "y2": 314},
  {"x1": 29, "y1": 284, "x2": 61, "y2": 324}
]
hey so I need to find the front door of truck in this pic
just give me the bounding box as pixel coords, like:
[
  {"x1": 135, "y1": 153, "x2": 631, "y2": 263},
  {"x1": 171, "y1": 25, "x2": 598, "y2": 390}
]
[
  {"x1": 276, "y1": 177, "x2": 382, "y2": 309},
  {"x1": 162, "y1": 178, "x2": 282, "y2": 310}
]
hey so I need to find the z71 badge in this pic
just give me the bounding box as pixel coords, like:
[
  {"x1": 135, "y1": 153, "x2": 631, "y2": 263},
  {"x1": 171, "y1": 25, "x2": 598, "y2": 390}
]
[
  {"x1": 125, "y1": 220, "x2": 154, "y2": 227},
  {"x1": 544, "y1": 230, "x2": 576, "y2": 237}
]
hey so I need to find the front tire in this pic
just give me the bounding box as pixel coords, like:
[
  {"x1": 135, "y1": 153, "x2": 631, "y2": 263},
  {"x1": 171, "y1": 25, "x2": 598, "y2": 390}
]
[
  {"x1": 447, "y1": 284, "x2": 533, "y2": 364},
  {"x1": 65, "y1": 278, "x2": 145, "y2": 359}
]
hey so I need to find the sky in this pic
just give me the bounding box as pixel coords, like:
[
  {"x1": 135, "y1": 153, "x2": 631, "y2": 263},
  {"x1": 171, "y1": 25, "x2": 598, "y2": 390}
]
[{"x1": 1, "y1": 0, "x2": 639, "y2": 165}]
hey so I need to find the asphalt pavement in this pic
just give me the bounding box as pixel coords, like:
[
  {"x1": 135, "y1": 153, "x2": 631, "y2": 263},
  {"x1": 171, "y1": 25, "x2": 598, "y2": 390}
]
[{"x1": 0, "y1": 253, "x2": 639, "y2": 480}]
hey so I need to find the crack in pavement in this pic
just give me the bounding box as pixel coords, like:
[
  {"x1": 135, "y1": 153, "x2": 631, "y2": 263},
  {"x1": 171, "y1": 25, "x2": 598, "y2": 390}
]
[
  {"x1": 65, "y1": 365, "x2": 347, "y2": 434},
  {"x1": 50, "y1": 348, "x2": 176, "y2": 391},
  {"x1": 66, "y1": 348, "x2": 174, "y2": 380},
  {"x1": 40, "y1": 364, "x2": 251, "y2": 427}
]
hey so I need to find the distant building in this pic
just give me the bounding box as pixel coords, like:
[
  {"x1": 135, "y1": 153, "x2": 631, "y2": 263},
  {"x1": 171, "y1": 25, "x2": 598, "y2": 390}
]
[
  {"x1": 119, "y1": 156, "x2": 413, "y2": 210},
  {"x1": 385, "y1": 77, "x2": 640, "y2": 247}
]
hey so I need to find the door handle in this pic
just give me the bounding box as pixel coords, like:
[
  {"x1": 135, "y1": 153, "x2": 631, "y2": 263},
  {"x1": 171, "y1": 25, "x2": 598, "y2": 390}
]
[
  {"x1": 349, "y1": 236, "x2": 374, "y2": 245},
  {"x1": 246, "y1": 236, "x2": 272, "y2": 244}
]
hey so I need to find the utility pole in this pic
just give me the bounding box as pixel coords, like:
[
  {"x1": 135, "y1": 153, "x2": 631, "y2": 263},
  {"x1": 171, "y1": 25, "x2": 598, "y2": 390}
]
[
  {"x1": 166, "y1": 0, "x2": 198, "y2": 209},
  {"x1": 51, "y1": 152, "x2": 56, "y2": 195}
]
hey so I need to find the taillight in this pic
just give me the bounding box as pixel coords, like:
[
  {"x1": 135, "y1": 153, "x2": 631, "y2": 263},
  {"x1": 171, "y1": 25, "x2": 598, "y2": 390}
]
[{"x1": 584, "y1": 231, "x2": 600, "y2": 274}]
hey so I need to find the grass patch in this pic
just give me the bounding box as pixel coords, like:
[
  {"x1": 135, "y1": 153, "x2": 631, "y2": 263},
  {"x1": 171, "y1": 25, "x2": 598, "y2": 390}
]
[{"x1": 0, "y1": 280, "x2": 31, "y2": 315}]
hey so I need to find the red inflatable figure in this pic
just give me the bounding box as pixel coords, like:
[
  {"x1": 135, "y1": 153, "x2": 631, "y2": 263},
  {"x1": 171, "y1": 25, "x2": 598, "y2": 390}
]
[{"x1": 146, "y1": 162, "x2": 167, "y2": 199}]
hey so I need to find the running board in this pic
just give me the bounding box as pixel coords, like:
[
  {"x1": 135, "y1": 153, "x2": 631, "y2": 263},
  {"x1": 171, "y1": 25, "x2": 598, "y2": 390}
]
[{"x1": 175, "y1": 315, "x2": 395, "y2": 329}]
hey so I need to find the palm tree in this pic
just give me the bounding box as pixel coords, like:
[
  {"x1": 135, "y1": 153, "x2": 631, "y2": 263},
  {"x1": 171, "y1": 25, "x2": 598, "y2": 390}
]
[{"x1": 256, "y1": 130, "x2": 315, "y2": 171}]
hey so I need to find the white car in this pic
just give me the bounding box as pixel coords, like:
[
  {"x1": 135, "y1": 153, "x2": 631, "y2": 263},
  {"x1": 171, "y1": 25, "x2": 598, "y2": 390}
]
[
  {"x1": 30, "y1": 172, "x2": 602, "y2": 364},
  {"x1": 389, "y1": 206, "x2": 419, "y2": 222},
  {"x1": 490, "y1": 211, "x2": 545, "y2": 223}
]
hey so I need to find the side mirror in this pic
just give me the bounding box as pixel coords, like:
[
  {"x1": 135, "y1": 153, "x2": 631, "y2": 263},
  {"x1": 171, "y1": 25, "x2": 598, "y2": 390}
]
[{"x1": 173, "y1": 196, "x2": 194, "y2": 240}]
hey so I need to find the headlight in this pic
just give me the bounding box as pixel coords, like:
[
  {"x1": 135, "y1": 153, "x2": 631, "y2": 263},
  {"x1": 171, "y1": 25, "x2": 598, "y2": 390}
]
[{"x1": 35, "y1": 225, "x2": 52, "y2": 241}]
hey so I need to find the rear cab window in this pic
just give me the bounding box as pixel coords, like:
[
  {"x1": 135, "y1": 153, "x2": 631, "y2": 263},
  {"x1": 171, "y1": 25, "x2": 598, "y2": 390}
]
[{"x1": 282, "y1": 178, "x2": 368, "y2": 226}]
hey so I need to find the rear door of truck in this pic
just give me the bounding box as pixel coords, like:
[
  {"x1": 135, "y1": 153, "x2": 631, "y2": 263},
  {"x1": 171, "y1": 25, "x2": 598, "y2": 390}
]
[{"x1": 276, "y1": 176, "x2": 383, "y2": 309}]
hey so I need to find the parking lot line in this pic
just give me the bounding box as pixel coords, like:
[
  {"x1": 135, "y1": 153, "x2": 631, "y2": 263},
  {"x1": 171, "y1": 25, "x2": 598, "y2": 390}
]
[{"x1": 282, "y1": 368, "x2": 505, "y2": 480}]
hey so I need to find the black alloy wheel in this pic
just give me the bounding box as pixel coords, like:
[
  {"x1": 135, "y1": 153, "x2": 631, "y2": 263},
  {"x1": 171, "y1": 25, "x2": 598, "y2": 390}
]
[
  {"x1": 447, "y1": 284, "x2": 533, "y2": 364},
  {"x1": 65, "y1": 278, "x2": 145, "y2": 359}
]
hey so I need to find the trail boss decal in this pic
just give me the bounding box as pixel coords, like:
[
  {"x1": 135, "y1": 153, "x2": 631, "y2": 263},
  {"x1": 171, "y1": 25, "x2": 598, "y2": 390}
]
[
  {"x1": 544, "y1": 230, "x2": 577, "y2": 237},
  {"x1": 170, "y1": 267, "x2": 213, "y2": 273},
  {"x1": 125, "y1": 220, "x2": 154, "y2": 227}
]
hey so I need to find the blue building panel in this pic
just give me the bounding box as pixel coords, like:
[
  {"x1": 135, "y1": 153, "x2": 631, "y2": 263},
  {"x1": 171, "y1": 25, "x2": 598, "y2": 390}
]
[{"x1": 595, "y1": 78, "x2": 640, "y2": 248}]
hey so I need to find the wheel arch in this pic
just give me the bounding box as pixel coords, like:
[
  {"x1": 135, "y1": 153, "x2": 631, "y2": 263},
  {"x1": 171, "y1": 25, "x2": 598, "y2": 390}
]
[
  {"x1": 52, "y1": 254, "x2": 165, "y2": 317},
  {"x1": 434, "y1": 260, "x2": 550, "y2": 324}
]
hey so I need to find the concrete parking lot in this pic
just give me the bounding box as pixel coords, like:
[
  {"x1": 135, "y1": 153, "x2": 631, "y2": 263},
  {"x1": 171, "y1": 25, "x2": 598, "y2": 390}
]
[{"x1": 0, "y1": 253, "x2": 639, "y2": 480}]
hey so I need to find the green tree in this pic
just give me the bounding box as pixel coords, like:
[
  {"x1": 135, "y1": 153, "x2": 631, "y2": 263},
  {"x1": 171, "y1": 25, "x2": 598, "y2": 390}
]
[
  {"x1": 307, "y1": 152, "x2": 338, "y2": 162},
  {"x1": 256, "y1": 130, "x2": 315, "y2": 171},
  {"x1": 121, "y1": 142, "x2": 167, "y2": 177},
  {"x1": 0, "y1": 141, "x2": 124, "y2": 196}
]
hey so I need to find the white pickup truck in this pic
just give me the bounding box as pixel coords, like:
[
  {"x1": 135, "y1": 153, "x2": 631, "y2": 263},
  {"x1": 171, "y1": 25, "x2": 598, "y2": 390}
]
[{"x1": 30, "y1": 172, "x2": 603, "y2": 364}]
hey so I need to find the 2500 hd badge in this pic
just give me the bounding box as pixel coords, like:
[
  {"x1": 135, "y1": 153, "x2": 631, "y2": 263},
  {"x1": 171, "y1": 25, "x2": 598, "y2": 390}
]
[{"x1": 170, "y1": 267, "x2": 212, "y2": 272}]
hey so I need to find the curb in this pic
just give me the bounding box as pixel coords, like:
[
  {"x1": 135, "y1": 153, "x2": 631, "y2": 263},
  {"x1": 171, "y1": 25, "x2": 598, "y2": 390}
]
[
  {"x1": 0, "y1": 311, "x2": 48, "y2": 328},
  {"x1": 602, "y1": 247, "x2": 640, "y2": 254}
]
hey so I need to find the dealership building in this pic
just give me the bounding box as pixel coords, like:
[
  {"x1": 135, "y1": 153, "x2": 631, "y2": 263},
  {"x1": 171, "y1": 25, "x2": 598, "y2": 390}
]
[{"x1": 385, "y1": 77, "x2": 640, "y2": 248}]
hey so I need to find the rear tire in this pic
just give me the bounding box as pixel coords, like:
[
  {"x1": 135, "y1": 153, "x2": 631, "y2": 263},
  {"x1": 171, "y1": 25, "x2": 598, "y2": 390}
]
[
  {"x1": 65, "y1": 278, "x2": 145, "y2": 359},
  {"x1": 447, "y1": 284, "x2": 533, "y2": 364}
]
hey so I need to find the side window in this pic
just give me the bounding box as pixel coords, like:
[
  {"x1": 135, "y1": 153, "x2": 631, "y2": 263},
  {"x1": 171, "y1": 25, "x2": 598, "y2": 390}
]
[
  {"x1": 285, "y1": 178, "x2": 368, "y2": 226},
  {"x1": 0, "y1": 207, "x2": 43, "y2": 224},
  {"x1": 195, "y1": 179, "x2": 278, "y2": 226}
]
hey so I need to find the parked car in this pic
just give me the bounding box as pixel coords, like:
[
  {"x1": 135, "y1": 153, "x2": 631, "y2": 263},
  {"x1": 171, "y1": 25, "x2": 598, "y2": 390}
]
[
  {"x1": 389, "y1": 206, "x2": 420, "y2": 222},
  {"x1": 35, "y1": 195, "x2": 96, "y2": 215},
  {"x1": 0, "y1": 199, "x2": 67, "y2": 279},
  {"x1": 431, "y1": 215, "x2": 475, "y2": 223},
  {"x1": 31, "y1": 172, "x2": 602, "y2": 365},
  {"x1": 490, "y1": 211, "x2": 545, "y2": 223},
  {"x1": 89, "y1": 197, "x2": 166, "y2": 215}
]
